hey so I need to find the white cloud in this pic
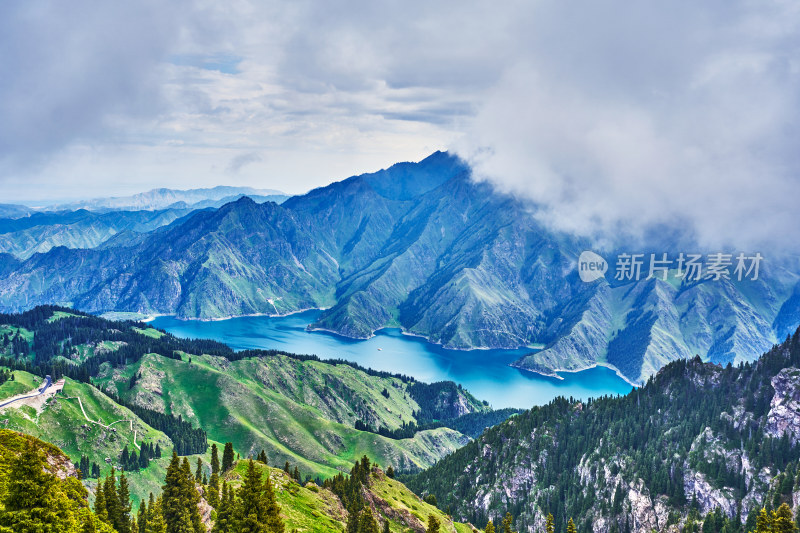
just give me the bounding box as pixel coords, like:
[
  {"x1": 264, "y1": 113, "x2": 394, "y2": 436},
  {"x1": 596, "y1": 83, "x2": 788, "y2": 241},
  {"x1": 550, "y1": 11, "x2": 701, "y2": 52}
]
[
  {"x1": 456, "y1": 0, "x2": 800, "y2": 251},
  {"x1": 1, "y1": 0, "x2": 798, "y2": 252}
]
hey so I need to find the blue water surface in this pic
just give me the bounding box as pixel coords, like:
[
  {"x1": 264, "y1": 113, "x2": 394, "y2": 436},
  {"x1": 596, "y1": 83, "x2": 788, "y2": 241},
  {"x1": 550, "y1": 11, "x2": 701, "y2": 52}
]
[{"x1": 151, "y1": 310, "x2": 632, "y2": 409}]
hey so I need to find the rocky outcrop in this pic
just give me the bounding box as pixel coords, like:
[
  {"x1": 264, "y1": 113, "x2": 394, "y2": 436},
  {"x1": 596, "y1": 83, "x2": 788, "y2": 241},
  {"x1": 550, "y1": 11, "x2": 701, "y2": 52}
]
[
  {"x1": 766, "y1": 367, "x2": 800, "y2": 443},
  {"x1": 683, "y1": 470, "x2": 738, "y2": 518}
]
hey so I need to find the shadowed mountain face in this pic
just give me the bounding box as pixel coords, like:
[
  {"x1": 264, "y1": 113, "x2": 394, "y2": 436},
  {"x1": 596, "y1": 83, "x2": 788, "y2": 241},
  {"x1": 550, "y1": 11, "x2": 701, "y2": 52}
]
[{"x1": 0, "y1": 151, "x2": 798, "y2": 383}]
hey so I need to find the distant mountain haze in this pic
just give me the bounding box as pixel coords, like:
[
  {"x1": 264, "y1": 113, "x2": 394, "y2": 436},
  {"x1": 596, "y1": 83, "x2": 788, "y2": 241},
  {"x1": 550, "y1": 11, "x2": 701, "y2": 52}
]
[
  {"x1": 40, "y1": 185, "x2": 287, "y2": 212},
  {"x1": 0, "y1": 187, "x2": 290, "y2": 259}
]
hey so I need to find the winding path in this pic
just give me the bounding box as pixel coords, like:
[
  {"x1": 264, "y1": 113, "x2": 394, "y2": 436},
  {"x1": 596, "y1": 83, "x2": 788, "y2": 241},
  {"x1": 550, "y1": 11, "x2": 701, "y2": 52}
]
[{"x1": 60, "y1": 395, "x2": 141, "y2": 450}]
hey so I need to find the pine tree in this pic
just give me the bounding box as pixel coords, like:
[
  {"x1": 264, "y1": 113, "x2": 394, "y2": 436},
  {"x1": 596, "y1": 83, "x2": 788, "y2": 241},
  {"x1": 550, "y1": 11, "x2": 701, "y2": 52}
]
[
  {"x1": 485, "y1": 520, "x2": 495, "y2": 533},
  {"x1": 95, "y1": 483, "x2": 109, "y2": 526},
  {"x1": 211, "y1": 482, "x2": 233, "y2": 533},
  {"x1": 755, "y1": 507, "x2": 774, "y2": 533},
  {"x1": 222, "y1": 443, "x2": 235, "y2": 472},
  {"x1": 383, "y1": 518, "x2": 390, "y2": 533},
  {"x1": 774, "y1": 504, "x2": 796, "y2": 533},
  {"x1": 546, "y1": 513, "x2": 555, "y2": 533},
  {"x1": 386, "y1": 466, "x2": 395, "y2": 479},
  {"x1": 118, "y1": 471, "x2": 133, "y2": 533},
  {"x1": 162, "y1": 452, "x2": 202, "y2": 533},
  {"x1": 196, "y1": 458, "x2": 203, "y2": 482},
  {"x1": 358, "y1": 509, "x2": 380, "y2": 533},
  {"x1": 566, "y1": 518, "x2": 577, "y2": 533},
  {"x1": 346, "y1": 508, "x2": 360, "y2": 533},
  {"x1": 104, "y1": 469, "x2": 121, "y2": 531},
  {"x1": 426, "y1": 514, "x2": 441, "y2": 533},
  {"x1": 181, "y1": 458, "x2": 204, "y2": 533},
  {"x1": 502, "y1": 512, "x2": 515, "y2": 533},
  {"x1": 138, "y1": 500, "x2": 148, "y2": 533},
  {"x1": 145, "y1": 496, "x2": 167, "y2": 533},
  {"x1": 207, "y1": 472, "x2": 221, "y2": 509},
  {"x1": 261, "y1": 468, "x2": 284, "y2": 533},
  {"x1": 0, "y1": 440, "x2": 79, "y2": 532},
  {"x1": 211, "y1": 444, "x2": 220, "y2": 475},
  {"x1": 231, "y1": 460, "x2": 285, "y2": 533}
]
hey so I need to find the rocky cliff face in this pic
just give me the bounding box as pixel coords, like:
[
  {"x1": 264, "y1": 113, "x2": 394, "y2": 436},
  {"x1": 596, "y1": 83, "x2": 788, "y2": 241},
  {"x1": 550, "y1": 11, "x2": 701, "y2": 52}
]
[{"x1": 766, "y1": 367, "x2": 800, "y2": 444}]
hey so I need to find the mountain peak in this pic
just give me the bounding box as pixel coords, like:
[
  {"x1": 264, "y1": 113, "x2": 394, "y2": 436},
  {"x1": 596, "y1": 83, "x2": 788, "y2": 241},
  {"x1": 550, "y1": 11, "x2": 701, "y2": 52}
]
[{"x1": 362, "y1": 150, "x2": 468, "y2": 201}]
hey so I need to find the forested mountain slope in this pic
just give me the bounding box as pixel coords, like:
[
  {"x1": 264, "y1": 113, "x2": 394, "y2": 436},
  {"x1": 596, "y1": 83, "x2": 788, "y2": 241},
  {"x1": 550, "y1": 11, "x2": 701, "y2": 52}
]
[{"x1": 408, "y1": 328, "x2": 800, "y2": 533}]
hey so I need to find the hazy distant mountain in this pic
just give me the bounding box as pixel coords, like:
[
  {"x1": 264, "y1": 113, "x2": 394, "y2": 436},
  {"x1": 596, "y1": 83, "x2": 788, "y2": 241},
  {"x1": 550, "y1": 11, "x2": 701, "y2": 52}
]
[
  {"x1": 43, "y1": 185, "x2": 288, "y2": 212},
  {"x1": 0, "y1": 203, "x2": 35, "y2": 219},
  {"x1": 0, "y1": 152, "x2": 798, "y2": 383},
  {"x1": 0, "y1": 208, "x2": 196, "y2": 259},
  {"x1": 0, "y1": 189, "x2": 289, "y2": 259}
]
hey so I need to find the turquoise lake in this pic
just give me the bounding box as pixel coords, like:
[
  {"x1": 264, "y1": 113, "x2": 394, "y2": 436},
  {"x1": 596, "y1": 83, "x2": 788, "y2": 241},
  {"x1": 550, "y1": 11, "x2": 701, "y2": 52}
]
[{"x1": 151, "y1": 310, "x2": 633, "y2": 409}]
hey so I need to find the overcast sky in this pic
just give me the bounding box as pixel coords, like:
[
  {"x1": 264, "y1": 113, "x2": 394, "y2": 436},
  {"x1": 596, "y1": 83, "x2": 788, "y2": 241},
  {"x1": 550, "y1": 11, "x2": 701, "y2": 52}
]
[{"x1": 1, "y1": 1, "x2": 799, "y2": 250}]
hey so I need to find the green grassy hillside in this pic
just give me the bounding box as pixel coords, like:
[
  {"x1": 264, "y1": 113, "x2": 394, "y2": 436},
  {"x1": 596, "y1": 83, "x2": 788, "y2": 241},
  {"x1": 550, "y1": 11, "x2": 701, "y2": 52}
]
[
  {"x1": 223, "y1": 460, "x2": 475, "y2": 532},
  {"x1": 0, "y1": 307, "x2": 508, "y2": 510},
  {"x1": 96, "y1": 352, "x2": 473, "y2": 478},
  {"x1": 0, "y1": 370, "x2": 172, "y2": 507}
]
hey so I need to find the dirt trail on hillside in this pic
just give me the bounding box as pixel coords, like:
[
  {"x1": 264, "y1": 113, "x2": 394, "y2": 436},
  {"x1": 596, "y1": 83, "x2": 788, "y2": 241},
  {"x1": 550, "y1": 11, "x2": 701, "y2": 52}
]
[{"x1": 62, "y1": 394, "x2": 141, "y2": 449}]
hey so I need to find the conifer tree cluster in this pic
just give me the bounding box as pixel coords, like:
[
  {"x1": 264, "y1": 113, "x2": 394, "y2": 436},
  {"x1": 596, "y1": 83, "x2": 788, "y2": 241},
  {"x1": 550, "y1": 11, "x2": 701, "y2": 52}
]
[
  {"x1": 410, "y1": 330, "x2": 800, "y2": 531},
  {"x1": 1, "y1": 329, "x2": 28, "y2": 358},
  {"x1": 122, "y1": 453, "x2": 207, "y2": 533},
  {"x1": 320, "y1": 455, "x2": 398, "y2": 533},
  {"x1": 0, "y1": 436, "x2": 114, "y2": 533},
  {"x1": 208, "y1": 459, "x2": 284, "y2": 533},
  {"x1": 0, "y1": 368, "x2": 14, "y2": 386},
  {"x1": 119, "y1": 442, "x2": 161, "y2": 472},
  {"x1": 280, "y1": 459, "x2": 301, "y2": 482},
  {"x1": 76, "y1": 453, "x2": 102, "y2": 479},
  {"x1": 94, "y1": 468, "x2": 134, "y2": 533},
  {"x1": 480, "y1": 512, "x2": 519, "y2": 533}
]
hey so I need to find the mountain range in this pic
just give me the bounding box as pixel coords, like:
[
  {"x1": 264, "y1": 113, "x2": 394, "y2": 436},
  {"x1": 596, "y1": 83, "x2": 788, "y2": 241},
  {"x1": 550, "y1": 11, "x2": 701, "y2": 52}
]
[
  {"x1": 0, "y1": 153, "x2": 799, "y2": 383},
  {"x1": 36, "y1": 185, "x2": 288, "y2": 213},
  {"x1": 0, "y1": 186, "x2": 289, "y2": 260}
]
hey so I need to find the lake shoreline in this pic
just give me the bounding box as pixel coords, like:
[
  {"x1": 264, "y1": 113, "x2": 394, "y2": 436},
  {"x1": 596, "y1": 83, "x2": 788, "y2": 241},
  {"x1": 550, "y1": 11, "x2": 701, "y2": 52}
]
[
  {"x1": 514, "y1": 361, "x2": 640, "y2": 389},
  {"x1": 151, "y1": 312, "x2": 632, "y2": 409}
]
